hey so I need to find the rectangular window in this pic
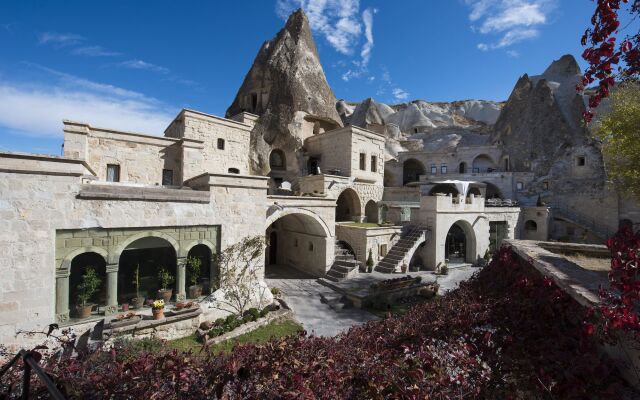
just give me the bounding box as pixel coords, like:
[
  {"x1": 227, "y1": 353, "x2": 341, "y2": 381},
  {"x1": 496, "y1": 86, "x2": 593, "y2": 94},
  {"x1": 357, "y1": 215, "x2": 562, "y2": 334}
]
[
  {"x1": 379, "y1": 244, "x2": 388, "y2": 257},
  {"x1": 162, "y1": 169, "x2": 174, "y2": 186},
  {"x1": 516, "y1": 181, "x2": 523, "y2": 190},
  {"x1": 370, "y1": 155, "x2": 377, "y2": 172},
  {"x1": 440, "y1": 164, "x2": 447, "y2": 174},
  {"x1": 106, "y1": 164, "x2": 120, "y2": 182},
  {"x1": 472, "y1": 167, "x2": 480, "y2": 173},
  {"x1": 431, "y1": 164, "x2": 437, "y2": 174},
  {"x1": 543, "y1": 181, "x2": 549, "y2": 190},
  {"x1": 308, "y1": 242, "x2": 314, "y2": 252},
  {"x1": 577, "y1": 156, "x2": 586, "y2": 166},
  {"x1": 359, "y1": 153, "x2": 366, "y2": 170},
  {"x1": 217, "y1": 138, "x2": 225, "y2": 150}
]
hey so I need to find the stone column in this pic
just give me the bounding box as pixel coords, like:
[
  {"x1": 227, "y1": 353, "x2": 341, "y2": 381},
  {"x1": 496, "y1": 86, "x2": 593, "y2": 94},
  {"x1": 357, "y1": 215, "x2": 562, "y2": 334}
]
[
  {"x1": 105, "y1": 264, "x2": 119, "y2": 315},
  {"x1": 210, "y1": 259, "x2": 219, "y2": 292},
  {"x1": 176, "y1": 258, "x2": 187, "y2": 301},
  {"x1": 55, "y1": 269, "x2": 70, "y2": 323}
]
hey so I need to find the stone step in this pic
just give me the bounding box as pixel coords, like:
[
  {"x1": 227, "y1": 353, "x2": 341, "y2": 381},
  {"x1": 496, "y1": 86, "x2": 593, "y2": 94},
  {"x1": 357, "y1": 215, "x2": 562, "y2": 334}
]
[{"x1": 327, "y1": 269, "x2": 347, "y2": 278}]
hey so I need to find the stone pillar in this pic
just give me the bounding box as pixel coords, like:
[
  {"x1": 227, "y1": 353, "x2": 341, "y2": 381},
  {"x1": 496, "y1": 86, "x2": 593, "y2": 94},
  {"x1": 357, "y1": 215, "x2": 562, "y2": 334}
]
[
  {"x1": 210, "y1": 259, "x2": 219, "y2": 291},
  {"x1": 105, "y1": 264, "x2": 119, "y2": 315},
  {"x1": 55, "y1": 269, "x2": 70, "y2": 323},
  {"x1": 176, "y1": 258, "x2": 187, "y2": 301}
]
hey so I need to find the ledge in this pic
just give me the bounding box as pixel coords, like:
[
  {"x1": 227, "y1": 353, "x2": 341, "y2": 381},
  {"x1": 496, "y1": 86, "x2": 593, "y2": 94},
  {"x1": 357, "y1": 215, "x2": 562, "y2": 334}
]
[
  {"x1": 504, "y1": 239, "x2": 608, "y2": 307},
  {"x1": 0, "y1": 152, "x2": 96, "y2": 177},
  {"x1": 77, "y1": 184, "x2": 211, "y2": 203}
]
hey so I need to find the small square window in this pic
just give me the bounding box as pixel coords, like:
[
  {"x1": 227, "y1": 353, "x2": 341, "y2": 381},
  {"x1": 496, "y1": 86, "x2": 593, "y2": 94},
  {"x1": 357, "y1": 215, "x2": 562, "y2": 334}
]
[
  {"x1": 542, "y1": 181, "x2": 549, "y2": 190},
  {"x1": 359, "y1": 153, "x2": 366, "y2": 170},
  {"x1": 370, "y1": 155, "x2": 377, "y2": 172},
  {"x1": 162, "y1": 169, "x2": 173, "y2": 186},
  {"x1": 106, "y1": 164, "x2": 120, "y2": 182},
  {"x1": 308, "y1": 242, "x2": 314, "y2": 252},
  {"x1": 577, "y1": 156, "x2": 586, "y2": 166},
  {"x1": 516, "y1": 181, "x2": 523, "y2": 190},
  {"x1": 217, "y1": 138, "x2": 225, "y2": 150},
  {"x1": 440, "y1": 164, "x2": 447, "y2": 174}
]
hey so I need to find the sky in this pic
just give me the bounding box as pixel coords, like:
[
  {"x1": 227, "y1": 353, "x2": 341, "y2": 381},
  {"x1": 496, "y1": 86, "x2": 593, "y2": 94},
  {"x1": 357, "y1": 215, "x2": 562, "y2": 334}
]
[{"x1": 0, "y1": 1, "x2": 612, "y2": 155}]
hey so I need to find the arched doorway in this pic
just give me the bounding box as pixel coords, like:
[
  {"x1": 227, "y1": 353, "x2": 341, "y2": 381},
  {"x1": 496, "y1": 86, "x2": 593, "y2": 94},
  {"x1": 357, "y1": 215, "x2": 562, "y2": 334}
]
[
  {"x1": 69, "y1": 252, "x2": 106, "y2": 317},
  {"x1": 445, "y1": 221, "x2": 476, "y2": 264},
  {"x1": 483, "y1": 182, "x2": 503, "y2": 199},
  {"x1": 265, "y1": 211, "x2": 331, "y2": 277},
  {"x1": 403, "y1": 159, "x2": 425, "y2": 186},
  {"x1": 118, "y1": 236, "x2": 177, "y2": 304},
  {"x1": 428, "y1": 184, "x2": 459, "y2": 197},
  {"x1": 365, "y1": 200, "x2": 378, "y2": 223},
  {"x1": 459, "y1": 162, "x2": 467, "y2": 173},
  {"x1": 472, "y1": 154, "x2": 496, "y2": 172},
  {"x1": 187, "y1": 244, "x2": 213, "y2": 294},
  {"x1": 268, "y1": 231, "x2": 278, "y2": 265},
  {"x1": 336, "y1": 188, "x2": 362, "y2": 222}
]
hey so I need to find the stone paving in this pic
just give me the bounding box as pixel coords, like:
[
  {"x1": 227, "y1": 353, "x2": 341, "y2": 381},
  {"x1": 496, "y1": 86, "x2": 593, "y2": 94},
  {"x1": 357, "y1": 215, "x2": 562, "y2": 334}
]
[
  {"x1": 265, "y1": 265, "x2": 378, "y2": 337},
  {"x1": 264, "y1": 264, "x2": 479, "y2": 337}
]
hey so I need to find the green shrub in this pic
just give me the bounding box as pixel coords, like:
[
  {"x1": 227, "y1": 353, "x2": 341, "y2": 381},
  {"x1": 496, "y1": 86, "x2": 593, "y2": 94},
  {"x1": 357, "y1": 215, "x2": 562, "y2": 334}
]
[
  {"x1": 224, "y1": 314, "x2": 238, "y2": 325},
  {"x1": 259, "y1": 308, "x2": 269, "y2": 318},
  {"x1": 207, "y1": 326, "x2": 225, "y2": 337},
  {"x1": 245, "y1": 308, "x2": 260, "y2": 321},
  {"x1": 242, "y1": 315, "x2": 253, "y2": 323},
  {"x1": 214, "y1": 318, "x2": 225, "y2": 326}
]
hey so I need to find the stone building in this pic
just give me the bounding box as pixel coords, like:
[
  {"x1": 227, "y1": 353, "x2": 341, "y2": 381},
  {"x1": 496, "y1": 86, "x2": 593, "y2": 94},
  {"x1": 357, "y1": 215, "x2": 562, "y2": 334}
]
[{"x1": 1, "y1": 8, "x2": 636, "y2": 349}]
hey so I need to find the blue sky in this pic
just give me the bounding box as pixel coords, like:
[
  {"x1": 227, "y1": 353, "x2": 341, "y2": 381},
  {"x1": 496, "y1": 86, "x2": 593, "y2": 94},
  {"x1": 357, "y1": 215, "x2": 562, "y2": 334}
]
[{"x1": 0, "y1": 1, "x2": 604, "y2": 154}]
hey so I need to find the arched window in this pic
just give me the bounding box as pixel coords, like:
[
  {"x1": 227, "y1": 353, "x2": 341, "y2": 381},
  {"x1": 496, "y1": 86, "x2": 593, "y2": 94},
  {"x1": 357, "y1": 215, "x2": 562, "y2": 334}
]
[
  {"x1": 402, "y1": 159, "x2": 425, "y2": 186},
  {"x1": 524, "y1": 220, "x2": 538, "y2": 231},
  {"x1": 269, "y1": 149, "x2": 286, "y2": 170}
]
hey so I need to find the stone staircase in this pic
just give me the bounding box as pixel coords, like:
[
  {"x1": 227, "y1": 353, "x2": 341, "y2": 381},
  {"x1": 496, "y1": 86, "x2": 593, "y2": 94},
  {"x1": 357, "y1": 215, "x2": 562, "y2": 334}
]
[
  {"x1": 550, "y1": 201, "x2": 611, "y2": 240},
  {"x1": 375, "y1": 225, "x2": 430, "y2": 273},
  {"x1": 325, "y1": 241, "x2": 361, "y2": 282}
]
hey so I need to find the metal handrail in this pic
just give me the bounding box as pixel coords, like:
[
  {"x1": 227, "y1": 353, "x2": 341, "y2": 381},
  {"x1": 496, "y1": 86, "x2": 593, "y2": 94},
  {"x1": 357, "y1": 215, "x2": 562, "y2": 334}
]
[{"x1": 0, "y1": 349, "x2": 66, "y2": 399}]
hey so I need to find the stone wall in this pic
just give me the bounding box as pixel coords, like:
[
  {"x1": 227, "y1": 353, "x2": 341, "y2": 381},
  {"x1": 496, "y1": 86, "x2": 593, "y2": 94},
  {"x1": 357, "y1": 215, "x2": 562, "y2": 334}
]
[
  {"x1": 165, "y1": 109, "x2": 252, "y2": 177},
  {"x1": 0, "y1": 153, "x2": 269, "y2": 350},
  {"x1": 335, "y1": 224, "x2": 402, "y2": 265},
  {"x1": 63, "y1": 121, "x2": 184, "y2": 186}
]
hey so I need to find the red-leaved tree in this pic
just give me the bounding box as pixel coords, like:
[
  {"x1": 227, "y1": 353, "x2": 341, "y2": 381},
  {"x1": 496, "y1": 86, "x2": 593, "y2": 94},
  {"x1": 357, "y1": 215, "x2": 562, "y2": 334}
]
[{"x1": 580, "y1": 0, "x2": 640, "y2": 122}]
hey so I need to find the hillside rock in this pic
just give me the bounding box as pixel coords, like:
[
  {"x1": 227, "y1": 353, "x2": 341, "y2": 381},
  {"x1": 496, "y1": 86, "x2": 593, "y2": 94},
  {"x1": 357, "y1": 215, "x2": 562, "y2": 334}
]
[{"x1": 226, "y1": 9, "x2": 342, "y2": 177}]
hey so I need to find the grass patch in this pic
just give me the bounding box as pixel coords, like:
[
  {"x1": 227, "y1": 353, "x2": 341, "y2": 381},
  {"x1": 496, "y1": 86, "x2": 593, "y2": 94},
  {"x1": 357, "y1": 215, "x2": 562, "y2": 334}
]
[{"x1": 167, "y1": 319, "x2": 303, "y2": 354}]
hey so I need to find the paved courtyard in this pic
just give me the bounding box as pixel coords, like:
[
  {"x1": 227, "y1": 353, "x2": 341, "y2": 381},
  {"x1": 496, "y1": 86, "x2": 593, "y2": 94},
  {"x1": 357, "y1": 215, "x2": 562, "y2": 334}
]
[
  {"x1": 265, "y1": 265, "x2": 378, "y2": 337},
  {"x1": 265, "y1": 264, "x2": 479, "y2": 337}
]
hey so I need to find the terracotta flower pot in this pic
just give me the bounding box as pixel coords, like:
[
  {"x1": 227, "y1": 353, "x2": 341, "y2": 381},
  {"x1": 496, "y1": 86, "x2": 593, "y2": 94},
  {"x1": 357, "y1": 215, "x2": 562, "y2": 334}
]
[
  {"x1": 152, "y1": 308, "x2": 165, "y2": 320},
  {"x1": 188, "y1": 285, "x2": 202, "y2": 299},
  {"x1": 76, "y1": 304, "x2": 94, "y2": 319},
  {"x1": 131, "y1": 297, "x2": 145, "y2": 309},
  {"x1": 157, "y1": 289, "x2": 173, "y2": 302}
]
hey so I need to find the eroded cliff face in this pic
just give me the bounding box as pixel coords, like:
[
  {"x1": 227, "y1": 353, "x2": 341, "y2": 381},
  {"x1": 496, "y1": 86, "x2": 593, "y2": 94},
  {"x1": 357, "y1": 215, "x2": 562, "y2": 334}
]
[{"x1": 226, "y1": 9, "x2": 342, "y2": 178}]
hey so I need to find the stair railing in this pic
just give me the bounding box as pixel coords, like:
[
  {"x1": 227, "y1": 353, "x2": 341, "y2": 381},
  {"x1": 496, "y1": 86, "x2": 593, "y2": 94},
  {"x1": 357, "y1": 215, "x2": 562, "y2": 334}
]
[{"x1": 0, "y1": 349, "x2": 65, "y2": 399}]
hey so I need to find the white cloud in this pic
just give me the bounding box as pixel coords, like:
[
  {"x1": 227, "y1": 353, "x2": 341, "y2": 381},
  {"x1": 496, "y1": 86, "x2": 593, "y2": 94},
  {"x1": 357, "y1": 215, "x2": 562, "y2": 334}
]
[
  {"x1": 465, "y1": 0, "x2": 553, "y2": 50},
  {"x1": 392, "y1": 88, "x2": 409, "y2": 101},
  {"x1": 0, "y1": 67, "x2": 173, "y2": 138},
  {"x1": 360, "y1": 8, "x2": 374, "y2": 66},
  {"x1": 116, "y1": 59, "x2": 169, "y2": 74},
  {"x1": 38, "y1": 32, "x2": 85, "y2": 47},
  {"x1": 72, "y1": 45, "x2": 121, "y2": 57},
  {"x1": 506, "y1": 49, "x2": 520, "y2": 57}
]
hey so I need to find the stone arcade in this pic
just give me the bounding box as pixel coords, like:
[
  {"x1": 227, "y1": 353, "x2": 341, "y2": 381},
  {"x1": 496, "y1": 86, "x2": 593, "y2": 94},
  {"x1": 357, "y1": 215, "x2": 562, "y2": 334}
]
[{"x1": 1, "y1": 9, "x2": 638, "y2": 348}]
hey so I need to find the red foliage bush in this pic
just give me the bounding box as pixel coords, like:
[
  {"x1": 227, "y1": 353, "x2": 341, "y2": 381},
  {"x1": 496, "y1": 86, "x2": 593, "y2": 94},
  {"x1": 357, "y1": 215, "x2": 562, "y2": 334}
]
[
  {"x1": 580, "y1": 0, "x2": 640, "y2": 122},
  {"x1": 585, "y1": 224, "x2": 640, "y2": 338},
  {"x1": 1, "y1": 247, "x2": 631, "y2": 399}
]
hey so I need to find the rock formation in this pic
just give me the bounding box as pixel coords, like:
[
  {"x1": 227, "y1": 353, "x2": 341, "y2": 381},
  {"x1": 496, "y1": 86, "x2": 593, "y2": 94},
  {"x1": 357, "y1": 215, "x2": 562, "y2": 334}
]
[{"x1": 226, "y1": 9, "x2": 342, "y2": 179}]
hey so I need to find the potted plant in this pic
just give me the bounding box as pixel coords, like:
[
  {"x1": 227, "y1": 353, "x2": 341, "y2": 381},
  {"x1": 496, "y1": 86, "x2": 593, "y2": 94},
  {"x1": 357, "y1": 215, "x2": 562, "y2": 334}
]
[
  {"x1": 131, "y1": 264, "x2": 144, "y2": 309},
  {"x1": 157, "y1": 267, "x2": 174, "y2": 302},
  {"x1": 76, "y1": 267, "x2": 101, "y2": 318},
  {"x1": 186, "y1": 256, "x2": 203, "y2": 299},
  {"x1": 366, "y1": 249, "x2": 374, "y2": 273},
  {"x1": 151, "y1": 299, "x2": 165, "y2": 320}
]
